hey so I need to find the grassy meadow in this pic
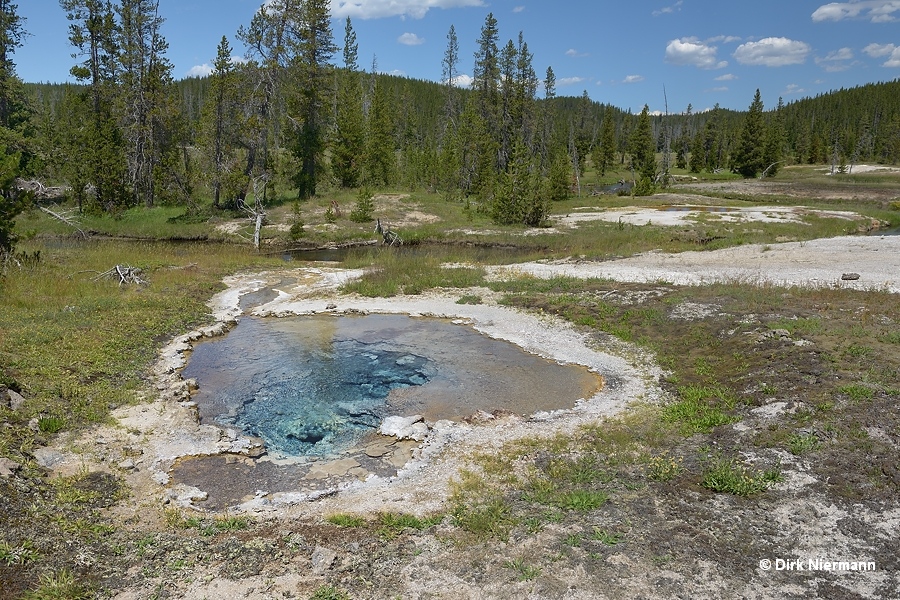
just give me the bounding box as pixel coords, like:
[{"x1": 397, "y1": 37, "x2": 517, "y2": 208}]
[{"x1": 1, "y1": 164, "x2": 899, "y2": 598}]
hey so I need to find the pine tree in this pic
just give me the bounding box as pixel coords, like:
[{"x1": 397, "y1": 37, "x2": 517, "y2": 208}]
[
  {"x1": 61, "y1": 0, "x2": 127, "y2": 211},
  {"x1": 332, "y1": 17, "x2": 364, "y2": 188},
  {"x1": 732, "y1": 89, "x2": 767, "y2": 178},
  {"x1": 289, "y1": 0, "x2": 337, "y2": 198},
  {"x1": 363, "y1": 66, "x2": 395, "y2": 187},
  {"x1": 200, "y1": 36, "x2": 240, "y2": 208},
  {"x1": 593, "y1": 105, "x2": 616, "y2": 176},
  {"x1": 629, "y1": 104, "x2": 656, "y2": 195},
  {"x1": 117, "y1": 0, "x2": 178, "y2": 207},
  {"x1": 762, "y1": 96, "x2": 785, "y2": 177}
]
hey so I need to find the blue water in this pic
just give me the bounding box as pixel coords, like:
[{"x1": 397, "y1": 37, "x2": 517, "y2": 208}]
[
  {"x1": 183, "y1": 316, "x2": 433, "y2": 457},
  {"x1": 182, "y1": 314, "x2": 602, "y2": 460}
]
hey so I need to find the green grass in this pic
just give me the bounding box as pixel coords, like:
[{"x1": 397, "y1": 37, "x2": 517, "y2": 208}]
[
  {"x1": 788, "y1": 433, "x2": 821, "y2": 455},
  {"x1": 504, "y1": 557, "x2": 542, "y2": 581},
  {"x1": 591, "y1": 528, "x2": 624, "y2": 545},
  {"x1": 701, "y1": 454, "x2": 783, "y2": 496},
  {"x1": 377, "y1": 512, "x2": 443, "y2": 539},
  {"x1": 326, "y1": 513, "x2": 367, "y2": 528},
  {"x1": 22, "y1": 569, "x2": 92, "y2": 600},
  {"x1": 309, "y1": 585, "x2": 352, "y2": 600},
  {"x1": 341, "y1": 250, "x2": 486, "y2": 296},
  {"x1": 662, "y1": 385, "x2": 739, "y2": 435}
]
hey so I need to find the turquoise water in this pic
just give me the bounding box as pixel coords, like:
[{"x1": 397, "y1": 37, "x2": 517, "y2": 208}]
[{"x1": 182, "y1": 314, "x2": 602, "y2": 459}]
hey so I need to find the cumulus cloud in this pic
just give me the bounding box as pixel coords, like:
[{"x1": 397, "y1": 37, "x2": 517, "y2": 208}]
[
  {"x1": 558, "y1": 76, "x2": 586, "y2": 86},
  {"x1": 864, "y1": 43, "x2": 900, "y2": 66},
  {"x1": 398, "y1": 32, "x2": 424, "y2": 45},
  {"x1": 652, "y1": 0, "x2": 683, "y2": 16},
  {"x1": 733, "y1": 37, "x2": 811, "y2": 66},
  {"x1": 565, "y1": 48, "x2": 589, "y2": 58},
  {"x1": 815, "y1": 47, "x2": 855, "y2": 71},
  {"x1": 332, "y1": 0, "x2": 485, "y2": 20},
  {"x1": 812, "y1": 1, "x2": 900, "y2": 23},
  {"x1": 450, "y1": 73, "x2": 474, "y2": 87},
  {"x1": 623, "y1": 74, "x2": 645, "y2": 84},
  {"x1": 665, "y1": 37, "x2": 728, "y2": 69},
  {"x1": 714, "y1": 73, "x2": 737, "y2": 81},
  {"x1": 186, "y1": 64, "x2": 213, "y2": 77},
  {"x1": 784, "y1": 83, "x2": 806, "y2": 94}
]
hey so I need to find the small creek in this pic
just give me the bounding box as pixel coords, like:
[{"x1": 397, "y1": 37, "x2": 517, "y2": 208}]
[{"x1": 173, "y1": 313, "x2": 602, "y2": 508}]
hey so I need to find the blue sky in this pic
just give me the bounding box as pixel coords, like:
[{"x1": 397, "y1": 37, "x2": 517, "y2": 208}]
[{"x1": 13, "y1": 0, "x2": 900, "y2": 113}]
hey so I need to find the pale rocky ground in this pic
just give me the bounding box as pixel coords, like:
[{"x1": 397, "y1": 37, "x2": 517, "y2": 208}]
[{"x1": 38, "y1": 204, "x2": 900, "y2": 599}]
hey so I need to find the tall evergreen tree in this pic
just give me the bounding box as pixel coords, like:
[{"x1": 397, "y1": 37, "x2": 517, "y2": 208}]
[
  {"x1": 762, "y1": 96, "x2": 785, "y2": 177},
  {"x1": 629, "y1": 104, "x2": 656, "y2": 195},
  {"x1": 289, "y1": 0, "x2": 336, "y2": 198},
  {"x1": 0, "y1": 0, "x2": 27, "y2": 258},
  {"x1": 200, "y1": 36, "x2": 240, "y2": 208},
  {"x1": 117, "y1": 0, "x2": 178, "y2": 207},
  {"x1": 61, "y1": 0, "x2": 127, "y2": 210},
  {"x1": 732, "y1": 89, "x2": 767, "y2": 178},
  {"x1": 592, "y1": 105, "x2": 616, "y2": 176},
  {"x1": 332, "y1": 17, "x2": 364, "y2": 188},
  {"x1": 363, "y1": 63, "x2": 395, "y2": 187}
]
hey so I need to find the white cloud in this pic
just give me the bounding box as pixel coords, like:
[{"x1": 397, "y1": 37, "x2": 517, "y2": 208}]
[
  {"x1": 665, "y1": 37, "x2": 727, "y2": 69},
  {"x1": 704, "y1": 86, "x2": 729, "y2": 93},
  {"x1": 863, "y1": 42, "x2": 900, "y2": 65},
  {"x1": 707, "y1": 35, "x2": 742, "y2": 44},
  {"x1": 623, "y1": 75, "x2": 645, "y2": 84},
  {"x1": 558, "y1": 76, "x2": 586, "y2": 86},
  {"x1": 652, "y1": 0, "x2": 683, "y2": 16},
  {"x1": 784, "y1": 83, "x2": 806, "y2": 94},
  {"x1": 815, "y1": 47, "x2": 855, "y2": 71},
  {"x1": 187, "y1": 64, "x2": 213, "y2": 77},
  {"x1": 398, "y1": 32, "x2": 425, "y2": 45},
  {"x1": 864, "y1": 42, "x2": 896, "y2": 56},
  {"x1": 512, "y1": 5, "x2": 525, "y2": 12},
  {"x1": 733, "y1": 37, "x2": 811, "y2": 66},
  {"x1": 714, "y1": 73, "x2": 737, "y2": 81},
  {"x1": 812, "y1": 1, "x2": 900, "y2": 23},
  {"x1": 452, "y1": 73, "x2": 474, "y2": 87},
  {"x1": 332, "y1": 0, "x2": 485, "y2": 20},
  {"x1": 565, "y1": 48, "x2": 589, "y2": 58}
]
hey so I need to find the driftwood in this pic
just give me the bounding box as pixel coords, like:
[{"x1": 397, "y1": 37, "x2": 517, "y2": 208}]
[
  {"x1": 92, "y1": 265, "x2": 148, "y2": 285},
  {"x1": 375, "y1": 218, "x2": 402, "y2": 246},
  {"x1": 39, "y1": 205, "x2": 88, "y2": 239}
]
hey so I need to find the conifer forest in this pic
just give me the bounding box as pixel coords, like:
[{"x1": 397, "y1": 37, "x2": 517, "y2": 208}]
[{"x1": 0, "y1": 0, "x2": 898, "y2": 246}]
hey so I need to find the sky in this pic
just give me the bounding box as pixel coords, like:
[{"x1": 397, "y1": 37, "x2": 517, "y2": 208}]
[{"x1": 13, "y1": 0, "x2": 900, "y2": 113}]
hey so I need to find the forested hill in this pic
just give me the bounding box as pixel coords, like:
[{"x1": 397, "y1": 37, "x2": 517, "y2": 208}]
[{"x1": 25, "y1": 76, "x2": 900, "y2": 171}]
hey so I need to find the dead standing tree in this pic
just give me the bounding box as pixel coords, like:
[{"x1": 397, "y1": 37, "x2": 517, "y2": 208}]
[{"x1": 241, "y1": 173, "x2": 269, "y2": 250}]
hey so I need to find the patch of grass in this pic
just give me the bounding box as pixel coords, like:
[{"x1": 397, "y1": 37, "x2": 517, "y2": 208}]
[
  {"x1": 326, "y1": 513, "x2": 367, "y2": 528},
  {"x1": 0, "y1": 540, "x2": 39, "y2": 566},
  {"x1": 456, "y1": 294, "x2": 483, "y2": 305},
  {"x1": 645, "y1": 453, "x2": 684, "y2": 482},
  {"x1": 377, "y1": 512, "x2": 443, "y2": 539},
  {"x1": 37, "y1": 416, "x2": 66, "y2": 434},
  {"x1": 844, "y1": 344, "x2": 873, "y2": 358},
  {"x1": 662, "y1": 385, "x2": 739, "y2": 435},
  {"x1": 504, "y1": 557, "x2": 542, "y2": 581},
  {"x1": 309, "y1": 585, "x2": 352, "y2": 600},
  {"x1": 22, "y1": 569, "x2": 92, "y2": 600},
  {"x1": 342, "y1": 250, "x2": 486, "y2": 297},
  {"x1": 837, "y1": 383, "x2": 876, "y2": 402},
  {"x1": 564, "y1": 533, "x2": 582, "y2": 547},
  {"x1": 788, "y1": 433, "x2": 821, "y2": 455},
  {"x1": 202, "y1": 515, "x2": 250, "y2": 536},
  {"x1": 769, "y1": 317, "x2": 823, "y2": 336},
  {"x1": 701, "y1": 454, "x2": 783, "y2": 496},
  {"x1": 555, "y1": 489, "x2": 609, "y2": 512},
  {"x1": 591, "y1": 528, "x2": 624, "y2": 545}
]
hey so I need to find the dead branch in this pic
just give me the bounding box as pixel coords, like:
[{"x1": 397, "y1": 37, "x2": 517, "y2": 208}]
[
  {"x1": 92, "y1": 265, "x2": 148, "y2": 286},
  {"x1": 39, "y1": 205, "x2": 88, "y2": 239}
]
